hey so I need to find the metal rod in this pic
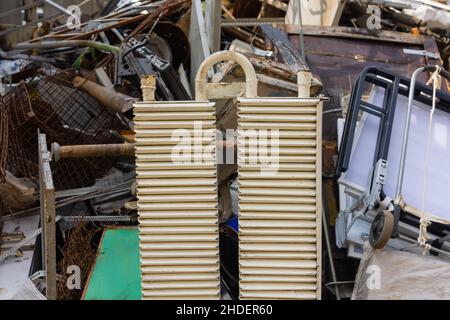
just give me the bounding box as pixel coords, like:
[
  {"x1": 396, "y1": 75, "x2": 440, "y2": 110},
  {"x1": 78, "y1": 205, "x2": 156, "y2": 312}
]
[
  {"x1": 52, "y1": 142, "x2": 135, "y2": 161},
  {"x1": 297, "y1": 0, "x2": 306, "y2": 62},
  {"x1": 322, "y1": 196, "x2": 341, "y2": 300},
  {"x1": 44, "y1": 0, "x2": 72, "y2": 16},
  {"x1": 73, "y1": 76, "x2": 134, "y2": 113},
  {"x1": 398, "y1": 234, "x2": 450, "y2": 257},
  {"x1": 14, "y1": 40, "x2": 121, "y2": 54},
  {"x1": 395, "y1": 66, "x2": 425, "y2": 198},
  {"x1": 1, "y1": 181, "x2": 133, "y2": 221}
]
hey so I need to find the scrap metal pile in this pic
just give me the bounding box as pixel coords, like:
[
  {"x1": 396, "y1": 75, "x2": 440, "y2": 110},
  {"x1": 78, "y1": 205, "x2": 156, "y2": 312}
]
[{"x1": 0, "y1": 0, "x2": 450, "y2": 301}]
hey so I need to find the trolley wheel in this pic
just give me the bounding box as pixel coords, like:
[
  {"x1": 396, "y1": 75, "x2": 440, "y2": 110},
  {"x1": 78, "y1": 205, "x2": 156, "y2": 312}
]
[{"x1": 369, "y1": 210, "x2": 394, "y2": 249}]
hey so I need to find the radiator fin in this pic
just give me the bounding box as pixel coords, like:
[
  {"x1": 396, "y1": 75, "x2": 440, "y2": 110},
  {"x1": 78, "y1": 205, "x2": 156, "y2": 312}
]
[
  {"x1": 237, "y1": 97, "x2": 322, "y2": 300},
  {"x1": 135, "y1": 101, "x2": 220, "y2": 300}
]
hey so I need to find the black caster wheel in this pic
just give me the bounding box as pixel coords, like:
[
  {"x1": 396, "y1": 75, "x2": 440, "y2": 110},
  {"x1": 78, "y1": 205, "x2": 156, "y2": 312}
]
[{"x1": 369, "y1": 210, "x2": 394, "y2": 249}]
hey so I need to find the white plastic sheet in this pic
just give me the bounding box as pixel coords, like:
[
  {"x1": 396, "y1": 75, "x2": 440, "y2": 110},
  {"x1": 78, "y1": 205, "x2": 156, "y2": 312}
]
[{"x1": 352, "y1": 244, "x2": 450, "y2": 300}]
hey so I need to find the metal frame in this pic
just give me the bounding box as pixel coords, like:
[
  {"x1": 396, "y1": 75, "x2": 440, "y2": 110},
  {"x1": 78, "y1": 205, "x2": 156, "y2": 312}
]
[{"x1": 336, "y1": 66, "x2": 450, "y2": 239}]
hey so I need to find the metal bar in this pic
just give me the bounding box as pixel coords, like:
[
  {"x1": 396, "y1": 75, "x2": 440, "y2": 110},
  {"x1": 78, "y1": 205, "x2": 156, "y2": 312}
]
[
  {"x1": 395, "y1": 67, "x2": 426, "y2": 198},
  {"x1": 52, "y1": 143, "x2": 135, "y2": 161},
  {"x1": 220, "y1": 17, "x2": 285, "y2": 27},
  {"x1": 38, "y1": 131, "x2": 57, "y2": 300},
  {"x1": 61, "y1": 215, "x2": 133, "y2": 222},
  {"x1": 322, "y1": 197, "x2": 340, "y2": 300},
  {"x1": 44, "y1": 0, "x2": 72, "y2": 16},
  {"x1": 14, "y1": 40, "x2": 121, "y2": 54},
  {"x1": 206, "y1": 0, "x2": 221, "y2": 53},
  {"x1": 297, "y1": 0, "x2": 306, "y2": 61}
]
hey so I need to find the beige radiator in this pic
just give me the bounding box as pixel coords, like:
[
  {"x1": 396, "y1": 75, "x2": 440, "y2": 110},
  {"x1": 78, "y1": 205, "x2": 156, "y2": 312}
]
[
  {"x1": 135, "y1": 101, "x2": 220, "y2": 300},
  {"x1": 237, "y1": 97, "x2": 323, "y2": 300},
  {"x1": 136, "y1": 51, "x2": 323, "y2": 300}
]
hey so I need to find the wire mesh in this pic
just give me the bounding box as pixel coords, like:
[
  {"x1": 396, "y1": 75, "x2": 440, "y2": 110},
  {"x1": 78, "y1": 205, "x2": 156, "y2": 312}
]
[
  {"x1": 2, "y1": 82, "x2": 34, "y2": 131},
  {"x1": 2, "y1": 69, "x2": 127, "y2": 190}
]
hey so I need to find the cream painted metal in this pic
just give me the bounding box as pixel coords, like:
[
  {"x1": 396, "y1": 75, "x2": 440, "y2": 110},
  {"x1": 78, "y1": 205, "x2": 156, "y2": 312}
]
[
  {"x1": 136, "y1": 76, "x2": 219, "y2": 299},
  {"x1": 135, "y1": 101, "x2": 219, "y2": 300},
  {"x1": 136, "y1": 51, "x2": 323, "y2": 300},
  {"x1": 237, "y1": 96, "x2": 323, "y2": 299}
]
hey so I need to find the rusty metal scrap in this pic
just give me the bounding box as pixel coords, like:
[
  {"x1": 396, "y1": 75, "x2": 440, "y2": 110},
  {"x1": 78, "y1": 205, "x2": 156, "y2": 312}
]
[
  {"x1": 1, "y1": 71, "x2": 126, "y2": 190},
  {"x1": 2, "y1": 82, "x2": 33, "y2": 131},
  {"x1": 73, "y1": 76, "x2": 135, "y2": 113}
]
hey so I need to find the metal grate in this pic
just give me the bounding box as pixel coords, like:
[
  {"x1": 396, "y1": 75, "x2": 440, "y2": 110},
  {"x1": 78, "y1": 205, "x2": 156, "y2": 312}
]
[
  {"x1": 237, "y1": 97, "x2": 323, "y2": 300},
  {"x1": 135, "y1": 101, "x2": 220, "y2": 300}
]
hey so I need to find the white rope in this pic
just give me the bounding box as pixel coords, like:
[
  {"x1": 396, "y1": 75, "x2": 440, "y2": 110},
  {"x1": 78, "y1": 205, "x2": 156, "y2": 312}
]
[{"x1": 418, "y1": 66, "x2": 442, "y2": 254}]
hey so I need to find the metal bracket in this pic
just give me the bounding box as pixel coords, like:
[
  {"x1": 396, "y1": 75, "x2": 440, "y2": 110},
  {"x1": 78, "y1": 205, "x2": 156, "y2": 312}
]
[
  {"x1": 403, "y1": 48, "x2": 440, "y2": 60},
  {"x1": 368, "y1": 159, "x2": 388, "y2": 209}
]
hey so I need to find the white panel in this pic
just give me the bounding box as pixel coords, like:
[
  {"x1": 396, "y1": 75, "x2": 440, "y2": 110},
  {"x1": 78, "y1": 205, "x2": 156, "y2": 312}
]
[
  {"x1": 237, "y1": 97, "x2": 322, "y2": 300},
  {"x1": 135, "y1": 100, "x2": 220, "y2": 300}
]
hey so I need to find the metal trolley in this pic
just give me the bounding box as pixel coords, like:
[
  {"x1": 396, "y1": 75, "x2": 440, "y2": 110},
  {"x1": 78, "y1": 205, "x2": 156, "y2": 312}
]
[{"x1": 337, "y1": 66, "x2": 450, "y2": 252}]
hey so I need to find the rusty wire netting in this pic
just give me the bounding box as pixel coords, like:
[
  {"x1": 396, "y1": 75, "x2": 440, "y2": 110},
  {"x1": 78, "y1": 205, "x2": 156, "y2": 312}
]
[
  {"x1": 2, "y1": 81, "x2": 34, "y2": 131},
  {"x1": 1, "y1": 69, "x2": 127, "y2": 190},
  {"x1": 30, "y1": 70, "x2": 122, "y2": 143},
  {"x1": 57, "y1": 218, "x2": 100, "y2": 300}
]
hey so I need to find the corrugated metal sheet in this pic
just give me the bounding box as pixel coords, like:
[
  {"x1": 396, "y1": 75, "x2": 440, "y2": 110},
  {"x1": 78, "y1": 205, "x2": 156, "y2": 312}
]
[
  {"x1": 135, "y1": 101, "x2": 220, "y2": 300},
  {"x1": 237, "y1": 98, "x2": 322, "y2": 300}
]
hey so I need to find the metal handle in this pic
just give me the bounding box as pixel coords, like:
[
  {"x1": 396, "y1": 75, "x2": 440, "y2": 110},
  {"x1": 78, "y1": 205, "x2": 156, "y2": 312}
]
[
  {"x1": 194, "y1": 50, "x2": 258, "y2": 101},
  {"x1": 395, "y1": 65, "x2": 446, "y2": 198}
]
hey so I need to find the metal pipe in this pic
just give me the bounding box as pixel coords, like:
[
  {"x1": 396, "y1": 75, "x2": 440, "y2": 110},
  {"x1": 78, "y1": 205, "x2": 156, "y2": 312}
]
[
  {"x1": 398, "y1": 234, "x2": 450, "y2": 257},
  {"x1": 14, "y1": 40, "x2": 121, "y2": 54},
  {"x1": 297, "y1": 0, "x2": 306, "y2": 62},
  {"x1": 322, "y1": 196, "x2": 341, "y2": 300},
  {"x1": 52, "y1": 143, "x2": 135, "y2": 161},
  {"x1": 52, "y1": 140, "x2": 235, "y2": 162},
  {"x1": 395, "y1": 66, "x2": 425, "y2": 198},
  {"x1": 141, "y1": 75, "x2": 157, "y2": 102},
  {"x1": 297, "y1": 70, "x2": 312, "y2": 98},
  {"x1": 73, "y1": 76, "x2": 135, "y2": 113},
  {"x1": 44, "y1": 0, "x2": 73, "y2": 16}
]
